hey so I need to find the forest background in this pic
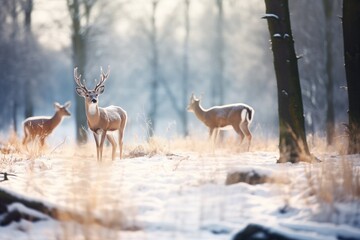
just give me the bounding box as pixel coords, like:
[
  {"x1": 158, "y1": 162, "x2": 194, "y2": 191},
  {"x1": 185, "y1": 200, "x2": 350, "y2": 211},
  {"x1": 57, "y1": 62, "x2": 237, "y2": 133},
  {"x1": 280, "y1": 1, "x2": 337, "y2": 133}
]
[{"x1": 0, "y1": 0, "x2": 346, "y2": 145}]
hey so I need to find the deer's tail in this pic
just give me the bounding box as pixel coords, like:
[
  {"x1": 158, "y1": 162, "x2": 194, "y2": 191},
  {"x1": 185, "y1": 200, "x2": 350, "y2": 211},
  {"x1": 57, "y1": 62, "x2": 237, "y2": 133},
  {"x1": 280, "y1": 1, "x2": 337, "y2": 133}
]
[{"x1": 246, "y1": 107, "x2": 254, "y2": 124}]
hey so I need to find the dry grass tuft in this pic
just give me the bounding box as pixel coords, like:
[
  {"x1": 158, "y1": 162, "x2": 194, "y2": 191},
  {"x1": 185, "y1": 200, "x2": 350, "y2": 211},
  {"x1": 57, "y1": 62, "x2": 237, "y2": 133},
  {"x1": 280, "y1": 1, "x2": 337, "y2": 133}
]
[
  {"x1": 302, "y1": 157, "x2": 360, "y2": 226},
  {"x1": 307, "y1": 133, "x2": 348, "y2": 155},
  {"x1": 0, "y1": 130, "x2": 49, "y2": 161},
  {"x1": 126, "y1": 136, "x2": 171, "y2": 158},
  {"x1": 124, "y1": 133, "x2": 279, "y2": 159},
  {"x1": 305, "y1": 159, "x2": 360, "y2": 203},
  {"x1": 0, "y1": 130, "x2": 21, "y2": 155},
  {"x1": 53, "y1": 155, "x2": 139, "y2": 240}
]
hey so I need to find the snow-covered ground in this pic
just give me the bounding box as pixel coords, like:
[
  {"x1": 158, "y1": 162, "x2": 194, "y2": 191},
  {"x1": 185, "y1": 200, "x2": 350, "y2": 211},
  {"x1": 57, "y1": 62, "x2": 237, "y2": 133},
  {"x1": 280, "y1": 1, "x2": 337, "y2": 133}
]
[{"x1": 0, "y1": 141, "x2": 360, "y2": 240}]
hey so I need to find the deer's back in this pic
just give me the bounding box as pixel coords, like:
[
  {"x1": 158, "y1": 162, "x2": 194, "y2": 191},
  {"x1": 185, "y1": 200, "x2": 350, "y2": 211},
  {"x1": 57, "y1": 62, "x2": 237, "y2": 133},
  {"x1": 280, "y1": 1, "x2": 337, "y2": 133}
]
[
  {"x1": 23, "y1": 116, "x2": 52, "y2": 136},
  {"x1": 206, "y1": 104, "x2": 250, "y2": 128},
  {"x1": 99, "y1": 106, "x2": 127, "y2": 131}
]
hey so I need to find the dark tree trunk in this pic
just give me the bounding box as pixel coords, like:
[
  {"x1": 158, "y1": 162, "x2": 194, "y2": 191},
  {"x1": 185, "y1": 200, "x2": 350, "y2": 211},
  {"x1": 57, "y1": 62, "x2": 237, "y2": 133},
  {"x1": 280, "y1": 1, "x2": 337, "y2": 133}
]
[
  {"x1": 68, "y1": 0, "x2": 89, "y2": 143},
  {"x1": 342, "y1": 0, "x2": 360, "y2": 154},
  {"x1": 263, "y1": 0, "x2": 310, "y2": 163},
  {"x1": 212, "y1": 0, "x2": 225, "y2": 106},
  {"x1": 323, "y1": 0, "x2": 335, "y2": 146},
  {"x1": 23, "y1": 0, "x2": 34, "y2": 119},
  {"x1": 12, "y1": 101, "x2": 17, "y2": 132},
  {"x1": 181, "y1": 0, "x2": 190, "y2": 136},
  {"x1": 148, "y1": 0, "x2": 159, "y2": 137},
  {"x1": 9, "y1": 1, "x2": 19, "y2": 131}
]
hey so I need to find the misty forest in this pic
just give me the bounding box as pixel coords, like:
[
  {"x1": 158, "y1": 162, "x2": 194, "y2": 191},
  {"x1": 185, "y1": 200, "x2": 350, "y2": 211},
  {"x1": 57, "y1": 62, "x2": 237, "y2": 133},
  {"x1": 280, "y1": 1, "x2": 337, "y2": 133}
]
[{"x1": 0, "y1": 0, "x2": 360, "y2": 240}]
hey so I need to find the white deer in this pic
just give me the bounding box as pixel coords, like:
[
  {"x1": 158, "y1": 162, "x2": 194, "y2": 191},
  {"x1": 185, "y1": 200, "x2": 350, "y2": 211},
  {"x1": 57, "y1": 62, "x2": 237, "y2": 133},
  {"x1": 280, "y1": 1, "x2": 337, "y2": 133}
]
[
  {"x1": 187, "y1": 94, "x2": 254, "y2": 150},
  {"x1": 74, "y1": 67, "x2": 127, "y2": 161},
  {"x1": 22, "y1": 102, "x2": 71, "y2": 147}
]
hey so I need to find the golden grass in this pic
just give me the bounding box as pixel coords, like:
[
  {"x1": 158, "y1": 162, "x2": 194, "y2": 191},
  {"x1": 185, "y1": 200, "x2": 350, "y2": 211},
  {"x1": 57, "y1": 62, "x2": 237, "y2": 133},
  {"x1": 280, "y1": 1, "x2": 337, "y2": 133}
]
[
  {"x1": 304, "y1": 158, "x2": 360, "y2": 203},
  {"x1": 56, "y1": 180, "x2": 129, "y2": 240},
  {"x1": 124, "y1": 133, "x2": 279, "y2": 159}
]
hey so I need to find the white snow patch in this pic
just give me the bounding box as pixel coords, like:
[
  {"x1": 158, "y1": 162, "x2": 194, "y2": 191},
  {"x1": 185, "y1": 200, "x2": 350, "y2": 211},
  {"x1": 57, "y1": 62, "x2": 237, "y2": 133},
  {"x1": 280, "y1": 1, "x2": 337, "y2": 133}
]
[{"x1": 0, "y1": 150, "x2": 359, "y2": 240}]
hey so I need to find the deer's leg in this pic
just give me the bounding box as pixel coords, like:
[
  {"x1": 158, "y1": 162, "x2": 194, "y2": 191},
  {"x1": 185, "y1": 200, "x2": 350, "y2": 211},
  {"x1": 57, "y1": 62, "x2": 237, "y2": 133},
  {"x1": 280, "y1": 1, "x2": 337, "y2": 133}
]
[
  {"x1": 40, "y1": 137, "x2": 45, "y2": 148},
  {"x1": 99, "y1": 130, "x2": 107, "y2": 161},
  {"x1": 213, "y1": 128, "x2": 220, "y2": 143},
  {"x1": 22, "y1": 130, "x2": 28, "y2": 145},
  {"x1": 106, "y1": 133, "x2": 116, "y2": 160},
  {"x1": 240, "y1": 122, "x2": 252, "y2": 151},
  {"x1": 118, "y1": 129, "x2": 124, "y2": 159},
  {"x1": 209, "y1": 128, "x2": 215, "y2": 141},
  {"x1": 93, "y1": 132, "x2": 100, "y2": 161},
  {"x1": 22, "y1": 137, "x2": 30, "y2": 152},
  {"x1": 233, "y1": 124, "x2": 245, "y2": 144},
  {"x1": 22, "y1": 133, "x2": 29, "y2": 148}
]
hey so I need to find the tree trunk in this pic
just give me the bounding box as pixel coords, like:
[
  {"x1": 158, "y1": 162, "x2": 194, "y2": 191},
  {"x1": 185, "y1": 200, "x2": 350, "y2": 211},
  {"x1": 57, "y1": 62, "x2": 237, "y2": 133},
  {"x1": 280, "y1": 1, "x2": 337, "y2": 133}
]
[
  {"x1": 263, "y1": 0, "x2": 310, "y2": 163},
  {"x1": 212, "y1": 0, "x2": 225, "y2": 106},
  {"x1": 323, "y1": 0, "x2": 335, "y2": 146},
  {"x1": 342, "y1": 0, "x2": 360, "y2": 154},
  {"x1": 12, "y1": 101, "x2": 17, "y2": 132},
  {"x1": 69, "y1": 0, "x2": 88, "y2": 143},
  {"x1": 148, "y1": 0, "x2": 159, "y2": 137},
  {"x1": 23, "y1": 0, "x2": 34, "y2": 119},
  {"x1": 181, "y1": 0, "x2": 190, "y2": 136},
  {"x1": 10, "y1": 1, "x2": 19, "y2": 131}
]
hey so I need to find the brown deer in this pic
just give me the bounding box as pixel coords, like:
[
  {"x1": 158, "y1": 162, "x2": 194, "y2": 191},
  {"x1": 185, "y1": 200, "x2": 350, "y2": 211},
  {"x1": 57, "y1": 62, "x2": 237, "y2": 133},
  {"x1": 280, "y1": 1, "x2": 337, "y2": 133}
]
[
  {"x1": 22, "y1": 102, "x2": 71, "y2": 147},
  {"x1": 74, "y1": 67, "x2": 127, "y2": 161},
  {"x1": 187, "y1": 94, "x2": 254, "y2": 150}
]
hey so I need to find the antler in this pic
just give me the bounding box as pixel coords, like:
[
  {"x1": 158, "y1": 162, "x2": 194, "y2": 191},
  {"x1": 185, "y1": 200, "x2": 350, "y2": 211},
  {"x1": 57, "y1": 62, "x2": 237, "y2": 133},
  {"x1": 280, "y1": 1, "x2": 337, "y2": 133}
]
[
  {"x1": 94, "y1": 66, "x2": 110, "y2": 91},
  {"x1": 74, "y1": 67, "x2": 88, "y2": 91}
]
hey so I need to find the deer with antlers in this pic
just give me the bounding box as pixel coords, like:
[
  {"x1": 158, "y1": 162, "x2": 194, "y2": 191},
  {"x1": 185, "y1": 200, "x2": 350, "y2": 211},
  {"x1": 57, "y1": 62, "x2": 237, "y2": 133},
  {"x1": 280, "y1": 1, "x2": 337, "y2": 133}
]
[
  {"x1": 187, "y1": 94, "x2": 254, "y2": 150},
  {"x1": 22, "y1": 102, "x2": 71, "y2": 148},
  {"x1": 74, "y1": 67, "x2": 127, "y2": 161}
]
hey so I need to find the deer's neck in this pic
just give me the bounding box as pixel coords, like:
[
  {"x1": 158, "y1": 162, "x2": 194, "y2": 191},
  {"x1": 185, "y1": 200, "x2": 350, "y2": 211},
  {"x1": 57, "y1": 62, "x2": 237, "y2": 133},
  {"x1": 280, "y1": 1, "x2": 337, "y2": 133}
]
[
  {"x1": 50, "y1": 112, "x2": 63, "y2": 130},
  {"x1": 193, "y1": 103, "x2": 207, "y2": 123}
]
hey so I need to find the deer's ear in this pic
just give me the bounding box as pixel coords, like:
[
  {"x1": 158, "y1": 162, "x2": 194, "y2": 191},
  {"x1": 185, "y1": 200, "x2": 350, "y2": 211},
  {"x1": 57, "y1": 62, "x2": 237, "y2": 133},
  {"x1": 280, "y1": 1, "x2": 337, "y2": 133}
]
[
  {"x1": 76, "y1": 87, "x2": 87, "y2": 97},
  {"x1": 64, "y1": 101, "x2": 71, "y2": 108},
  {"x1": 96, "y1": 85, "x2": 105, "y2": 95},
  {"x1": 54, "y1": 102, "x2": 61, "y2": 110}
]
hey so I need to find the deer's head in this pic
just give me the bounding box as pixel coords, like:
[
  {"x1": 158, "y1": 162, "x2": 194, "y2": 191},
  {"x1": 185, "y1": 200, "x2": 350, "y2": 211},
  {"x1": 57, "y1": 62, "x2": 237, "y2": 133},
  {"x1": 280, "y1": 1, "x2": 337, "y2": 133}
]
[
  {"x1": 74, "y1": 67, "x2": 110, "y2": 105},
  {"x1": 187, "y1": 93, "x2": 200, "y2": 112},
  {"x1": 55, "y1": 101, "x2": 71, "y2": 117}
]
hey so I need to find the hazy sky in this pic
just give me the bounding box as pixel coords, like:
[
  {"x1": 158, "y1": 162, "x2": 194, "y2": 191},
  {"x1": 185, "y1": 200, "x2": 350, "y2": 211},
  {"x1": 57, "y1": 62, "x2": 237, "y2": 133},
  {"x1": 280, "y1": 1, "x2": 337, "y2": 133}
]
[{"x1": 32, "y1": 0, "x2": 209, "y2": 51}]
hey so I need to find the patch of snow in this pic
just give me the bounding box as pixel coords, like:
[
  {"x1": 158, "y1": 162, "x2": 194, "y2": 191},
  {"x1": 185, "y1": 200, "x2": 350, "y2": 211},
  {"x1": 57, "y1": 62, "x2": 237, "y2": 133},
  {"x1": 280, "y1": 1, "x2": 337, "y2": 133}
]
[{"x1": 0, "y1": 149, "x2": 359, "y2": 240}]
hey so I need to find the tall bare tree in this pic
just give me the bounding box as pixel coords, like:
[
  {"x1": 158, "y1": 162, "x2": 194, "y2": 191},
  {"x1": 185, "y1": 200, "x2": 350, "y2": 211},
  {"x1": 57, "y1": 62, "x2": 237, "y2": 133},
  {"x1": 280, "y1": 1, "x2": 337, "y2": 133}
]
[
  {"x1": 67, "y1": 0, "x2": 96, "y2": 143},
  {"x1": 263, "y1": 0, "x2": 310, "y2": 163},
  {"x1": 147, "y1": 0, "x2": 160, "y2": 137},
  {"x1": 9, "y1": 0, "x2": 21, "y2": 132},
  {"x1": 211, "y1": 0, "x2": 225, "y2": 106},
  {"x1": 22, "y1": 0, "x2": 34, "y2": 120},
  {"x1": 323, "y1": 0, "x2": 335, "y2": 145},
  {"x1": 342, "y1": 0, "x2": 360, "y2": 154},
  {"x1": 181, "y1": 0, "x2": 190, "y2": 136}
]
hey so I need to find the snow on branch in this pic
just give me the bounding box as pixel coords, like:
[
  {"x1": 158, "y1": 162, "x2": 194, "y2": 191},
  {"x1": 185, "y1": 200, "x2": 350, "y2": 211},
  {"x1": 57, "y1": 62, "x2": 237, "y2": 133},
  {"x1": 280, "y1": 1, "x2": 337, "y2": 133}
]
[{"x1": 262, "y1": 13, "x2": 280, "y2": 20}]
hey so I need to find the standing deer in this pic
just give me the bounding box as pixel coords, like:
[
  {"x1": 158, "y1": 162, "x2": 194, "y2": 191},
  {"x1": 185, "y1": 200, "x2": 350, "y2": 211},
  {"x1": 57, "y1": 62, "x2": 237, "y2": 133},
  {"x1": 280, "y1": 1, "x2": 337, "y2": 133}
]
[
  {"x1": 22, "y1": 102, "x2": 71, "y2": 147},
  {"x1": 74, "y1": 67, "x2": 127, "y2": 161},
  {"x1": 187, "y1": 94, "x2": 254, "y2": 150}
]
